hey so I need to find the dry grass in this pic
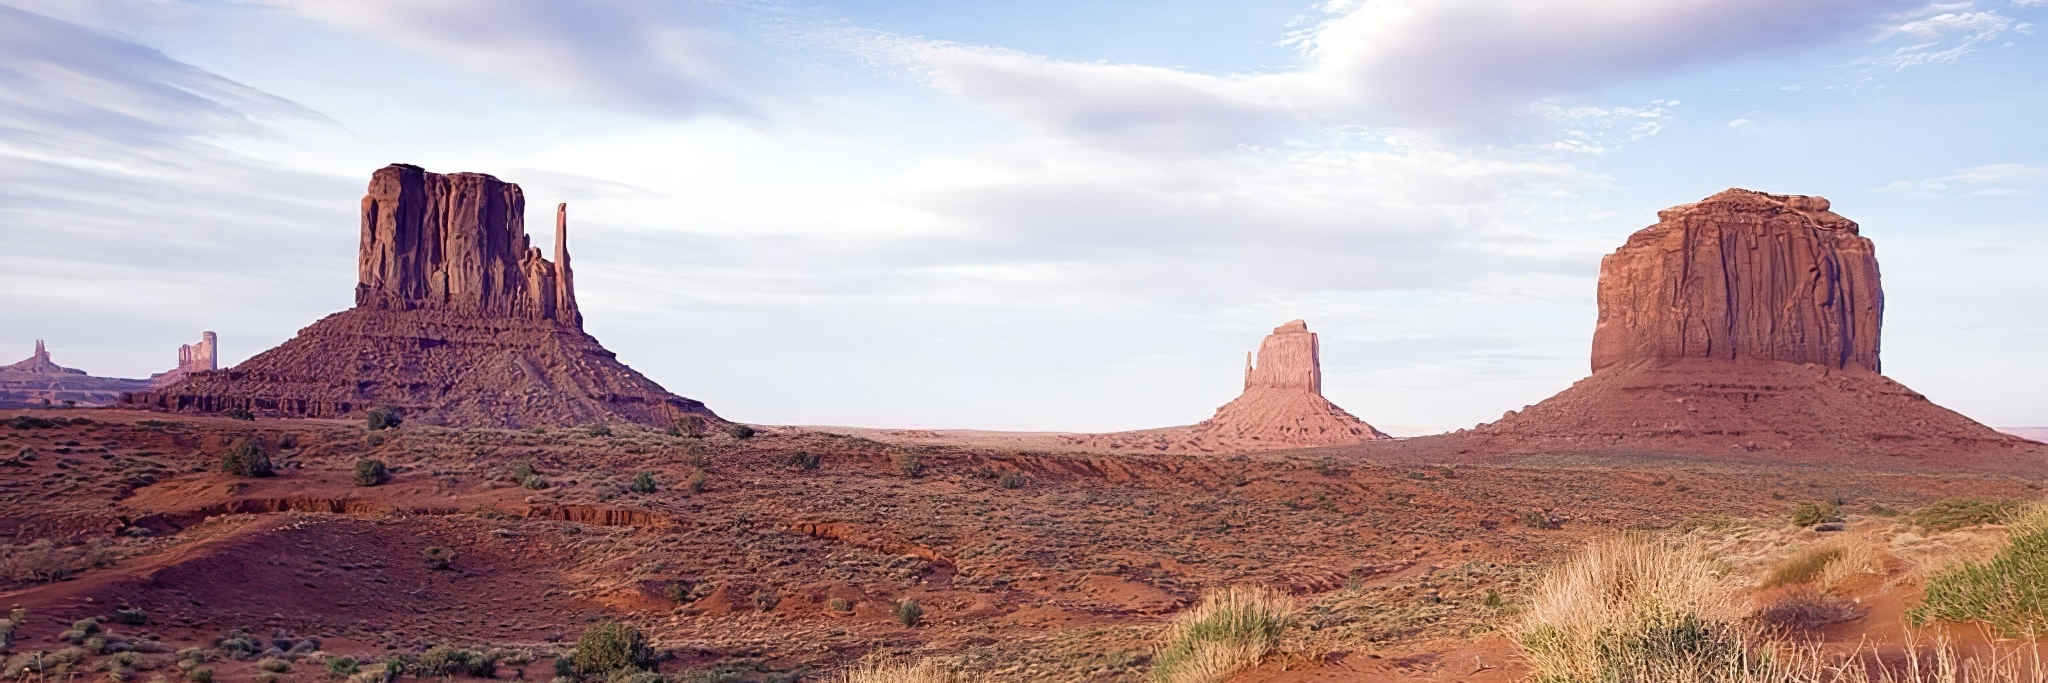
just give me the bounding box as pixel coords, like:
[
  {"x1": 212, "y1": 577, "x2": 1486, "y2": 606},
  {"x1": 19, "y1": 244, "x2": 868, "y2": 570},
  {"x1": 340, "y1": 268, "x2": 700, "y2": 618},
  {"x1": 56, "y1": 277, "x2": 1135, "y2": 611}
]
[
  {"x1": 1517, "y1": 534, "x2": 1752, "y2": 682},
  {"x1": 1150, "y1": 585, "x2": 1296, "y2": 683},
  {"x1": 1911, "y1": 505, "x2": 2048, "y2": 636},
  {"x1": 839, "y1": 659, "x2": 961, "y2": 683},
  {"x1": 1764, "y1": 537, "x2": 1886, "y2": 590}
]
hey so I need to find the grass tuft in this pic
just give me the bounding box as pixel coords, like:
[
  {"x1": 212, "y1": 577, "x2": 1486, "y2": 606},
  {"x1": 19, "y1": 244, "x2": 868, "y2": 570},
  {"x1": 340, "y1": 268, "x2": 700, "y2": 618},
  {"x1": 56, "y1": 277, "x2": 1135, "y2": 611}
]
[
  {"x1": 1150, "y1": 585, "x2": 1294, "y2": 683},
  {"x1": 1910, "y1": 504, "x2": 2048, "y2": 636}
]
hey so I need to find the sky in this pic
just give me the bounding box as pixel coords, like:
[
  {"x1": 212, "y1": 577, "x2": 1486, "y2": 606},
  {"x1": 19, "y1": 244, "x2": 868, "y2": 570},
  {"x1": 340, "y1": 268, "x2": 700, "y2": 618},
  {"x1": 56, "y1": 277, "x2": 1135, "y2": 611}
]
[{"x1": 1, "y1": 0, "x2": 2043, "y2": 434}]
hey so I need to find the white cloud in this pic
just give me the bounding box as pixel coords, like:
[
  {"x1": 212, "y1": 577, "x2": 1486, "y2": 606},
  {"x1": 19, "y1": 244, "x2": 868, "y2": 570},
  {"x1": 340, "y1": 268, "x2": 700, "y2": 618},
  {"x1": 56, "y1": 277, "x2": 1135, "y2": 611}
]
[
  {"x1": 1873, "y1": 163, "x2": 2048, "y2": 195},
  {"x1": 263, "y1": 0, "x2": 747, "y2": 116},
  {"x1": 1868, "y1": 5, "x2": 2027, "y2": 67}
]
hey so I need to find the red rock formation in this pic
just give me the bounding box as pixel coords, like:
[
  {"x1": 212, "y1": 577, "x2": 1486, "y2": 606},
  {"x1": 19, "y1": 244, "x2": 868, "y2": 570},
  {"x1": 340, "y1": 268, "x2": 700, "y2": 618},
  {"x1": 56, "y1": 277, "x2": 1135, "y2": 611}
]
[
  {"x1": 1073, "y1": 320, "x2": 1388, "y2": 453},
  {"x1": 130, "y1": 164, "x2": 719, "y2": 428},
  {"x1": 2, "y1": 340, "x2": 150, "y2": 408},
  {"x1": 149, "y1": 332, "x2": 217, "y2": 388},
  {"x1": 1465, "y1": 189, "x2": 2026, "y2": 461},
  {"x1": 1591, "y1": 189, "x2": 1882, "y2": 373}
]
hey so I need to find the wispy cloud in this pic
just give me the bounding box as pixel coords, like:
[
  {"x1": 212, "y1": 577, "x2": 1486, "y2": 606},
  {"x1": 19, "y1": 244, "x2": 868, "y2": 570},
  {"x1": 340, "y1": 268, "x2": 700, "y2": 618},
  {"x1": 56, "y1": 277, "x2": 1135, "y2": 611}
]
[
  {"x1": 1873, "y1": 163, "x2": 2048, "y2": 195},
  {"x1": 1866, "y1": 3, "x2": 2031, "y2": 67}
]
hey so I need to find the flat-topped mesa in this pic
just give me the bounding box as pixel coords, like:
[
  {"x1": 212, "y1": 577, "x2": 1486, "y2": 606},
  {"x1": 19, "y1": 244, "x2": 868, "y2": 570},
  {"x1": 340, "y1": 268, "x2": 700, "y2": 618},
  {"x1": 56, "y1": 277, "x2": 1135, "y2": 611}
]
[
  {"x1": 1590, "y1": 188, "x2": 1882, "y2": 373},
  {"x1": 355, "y1": 164, "x2": 582, "y2": 326},
  {"x1": 150, "y1": 332, "x2": 218, "y2": 388},
  {"x1": 1243, "y1": 319, "x2": 1321, "y2": 393}
]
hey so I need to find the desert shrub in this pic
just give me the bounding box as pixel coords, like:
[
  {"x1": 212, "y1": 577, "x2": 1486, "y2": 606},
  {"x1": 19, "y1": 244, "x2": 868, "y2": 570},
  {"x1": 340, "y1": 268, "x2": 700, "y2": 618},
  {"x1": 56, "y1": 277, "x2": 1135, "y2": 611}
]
[
  {"x1": 892, "y1": 451, "x2": 923, "y2": 478},
  {"x1": 422, "y1": 546, "x2": 456, "y2": 571},
  {"x1": 1789, "y1": 500, "x2": 1841, "y2": 528},
  {"x1": 783, "y1": 451, "x2": 822, "y2": 470},
  {"x1": 572, "y1": 621, "x2": 654, "y2": 677},
  {"x1": 510, "y1": 459, "x2": 538, "y2": 482},
  {"x1": 366, "y1": 407, "x2": 401, "y2": 431},
  {"x1": 998, "y1": 472, "x2": 1026, "y2": 489},
  {"x1": 1763, "y1": 546, "x2": 1846, "y2": 588},
  {"x1": 1752, "y1": 590, "x2": 1862, "y2": 634},
  {"x1": 6, "y1": 416, "x2": 60, "y2": 429},
  {"x1": 1911, "y1": 504, "x2": 2048, "y2": 636},
  {"x1": 0, "y1": 606, "x2": 25, "y2": 650},
  {"x1": 218, "y1": 438, "x2": 273, "y2": 478},
  {"x1": 216, "y1": 630, "x2": 261, "y2": 659},
  {"x1": 672, "y1": 414, "x2": 710, "y2": 438},
  {"x1": 353, "y1": 459, "x2": 389, "y2": 487},
  {"x1": 1911, "y1": 498, "x2": 2024, "y2": 532},
  {"x1": 257, "y1": 657, "x2": 290, "y2": 673},
  {"x1": 726, "y1": 424, "x2": 756, "y2": 440},
  {"x1": 686, "y1": 469, "x2": 708, "y2": 493},
  {"x1": 524, "y1": 475, "x2": 551, "y2": 490},
  {"x1": 587, "y1": 425, "x2": 613, "y2": 437},
  {"x1": 629, "y1": 472, "x2": 658, "y2": 494},
  {"x1": 829, "y1": 598, "x2": 852, "y2": 613},
  {"x1": 366, "y1": 433, "x2": 385, "y2": 447},
  {"x1": 1, "y1": 540, "x2": 115, "y2": 584},
  {"x1": 837, "y1": 660, "x2": 959, "y2": 683},
  {"x1": 326, "y1": 655, "x2": 360, "y2": 677},
  {"x1": 111, "y1": 607, "x2": 147, "y2": 626},
  {"x1": 1514, "y1": 535, "x2": 1762, "y2": 683},
  {"x1": 894, "y1": 599, "x2": 923, "y2": 627},
  {"x1": 185, "y1": 666, "x2": 214, "y2": 683},
  {"x1": 60, "y1": 618, "x2": 101, "y2": 644},
  {"x1": 1150, "y1": 585, "x2": 1295, "y2": 683},
  {"x1": 348, "y1": 659, "x2": 403, "y2": 683}
]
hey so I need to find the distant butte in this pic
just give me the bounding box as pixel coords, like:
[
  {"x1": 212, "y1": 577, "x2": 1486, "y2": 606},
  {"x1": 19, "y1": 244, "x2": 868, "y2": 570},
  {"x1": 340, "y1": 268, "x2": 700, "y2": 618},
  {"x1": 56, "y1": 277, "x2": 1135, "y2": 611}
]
[
  {"x1": 128, "y1": 163, "x2": 719, "y2": 428},
  {"x1": 1073, "y1": 320, "x2": 1388, "y2": 453},
  {"x1": 1, "y1": 340, "x2": 149, "y2": 408},
  {"x1": 1455, "y1": 189, "x2": 2031, "y2": 463}
]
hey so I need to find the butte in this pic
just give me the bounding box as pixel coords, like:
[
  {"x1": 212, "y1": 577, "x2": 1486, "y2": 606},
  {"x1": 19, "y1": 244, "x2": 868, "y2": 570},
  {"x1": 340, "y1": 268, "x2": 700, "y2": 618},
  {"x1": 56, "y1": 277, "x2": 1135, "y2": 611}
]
[
  {"x1": 1452, "y1": 189, "x2": 2037, "y2": 467},
  {"x1": 1074, "y1": 320, "x2": 1389, "y2": 453},
  {"x1": 129, "y1": 163, "x2": 719, "y2": 429}
]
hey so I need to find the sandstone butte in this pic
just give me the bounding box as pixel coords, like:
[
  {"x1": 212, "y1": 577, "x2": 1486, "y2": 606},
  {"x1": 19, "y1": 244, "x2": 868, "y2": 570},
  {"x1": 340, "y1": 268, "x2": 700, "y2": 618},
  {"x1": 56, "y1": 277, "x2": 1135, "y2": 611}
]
[
  {"x1": 0, "y1": 340, "x2": 151, "y2": 408},
  {"x1": 128, "y1": 163, "x2": 719, "y2": 429},
  {"x1": 1072, "y1": 319, "x2": 1389, "y2": 453},
  {"x1": 1469, "y1": 189, "x2": 2029, "y2": 460},
  {"x1": 147, "y1": 331, "x2": 217, "y2": 389}
]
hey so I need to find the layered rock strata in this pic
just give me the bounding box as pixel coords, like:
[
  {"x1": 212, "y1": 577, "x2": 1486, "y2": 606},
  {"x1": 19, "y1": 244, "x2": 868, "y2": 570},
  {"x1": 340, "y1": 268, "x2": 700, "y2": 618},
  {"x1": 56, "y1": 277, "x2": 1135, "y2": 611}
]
[
  {"x1": 1073, "y1": 320, "x2": 1387, "y2": 453},
  {"x1": 1467, "y1": 189, "x2": 2027, "y2": 461},
  {"x1": 130, "y1": 164, "x2": 718, "y2": 428},
  {"x1": 149, "y1": 332, "x2": 217, "y2": 388}
]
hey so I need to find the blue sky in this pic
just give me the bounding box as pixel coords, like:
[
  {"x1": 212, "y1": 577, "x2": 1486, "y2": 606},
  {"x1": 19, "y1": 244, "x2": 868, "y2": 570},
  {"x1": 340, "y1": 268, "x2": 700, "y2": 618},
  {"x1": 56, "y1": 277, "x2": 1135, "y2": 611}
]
[{"x1": 2, "y1": 0, "x2": 2043, "y2": 433}]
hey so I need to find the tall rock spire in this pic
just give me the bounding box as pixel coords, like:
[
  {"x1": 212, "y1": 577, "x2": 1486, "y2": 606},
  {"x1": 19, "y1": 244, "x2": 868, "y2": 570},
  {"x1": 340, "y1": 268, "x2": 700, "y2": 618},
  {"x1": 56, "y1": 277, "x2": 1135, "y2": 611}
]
[{"x1": 554, "y1": 202, "x2": 580, "y2": 327}]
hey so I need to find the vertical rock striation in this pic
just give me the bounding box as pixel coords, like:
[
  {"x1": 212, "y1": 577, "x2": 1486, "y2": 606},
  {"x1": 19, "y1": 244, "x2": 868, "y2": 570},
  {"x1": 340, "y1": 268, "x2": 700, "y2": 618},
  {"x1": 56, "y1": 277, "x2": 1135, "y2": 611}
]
[
  {"x1": 1590, "y1": 189, "x2": 1882, "y2": 373},
  {"x1": 130, "y1": 164, "x2": 719, "y2": 428},
  {"x1": 149, "y1": 332, "x2": 218, "y2": 388},
  {"x1": 1464, "y1": 189, "x2": 2025, "y2": 463}
]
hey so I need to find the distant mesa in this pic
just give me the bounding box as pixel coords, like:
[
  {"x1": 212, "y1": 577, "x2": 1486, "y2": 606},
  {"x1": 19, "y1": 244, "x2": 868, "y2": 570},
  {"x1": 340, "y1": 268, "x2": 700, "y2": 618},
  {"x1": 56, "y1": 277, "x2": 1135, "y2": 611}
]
[
  {"x1": 1073, "y1": 320, "x2": 1388, "y2": 453},
  {"x1": 1, "y1": 340, "x2": 149, "y2": 408},
  {"x1": 1467, "y1": 189, "x2": 2030, "y2": 461},
  {"x1": 128, "y1": 163, "x2": 720, "y2": 428},
  {"x1": 148, "y1": 331, "x2": 218, "y2": 389}
]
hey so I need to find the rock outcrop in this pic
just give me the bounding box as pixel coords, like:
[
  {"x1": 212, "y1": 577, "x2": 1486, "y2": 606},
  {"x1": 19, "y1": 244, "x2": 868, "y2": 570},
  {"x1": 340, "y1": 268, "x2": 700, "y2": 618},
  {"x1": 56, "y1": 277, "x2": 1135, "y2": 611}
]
[
  {"x1": 129, "y1": 164, "x2": 719, "y2": 429},
  {"x1": 1463, "y1": 189, "x2": 2028, "y2": 463},
  {"x1": 149, "y1": 332, "x2": 217, "y2": 388},
  {"x1": 1072, "y1": 320, "x2": 1388, "y2": 453},
  {"x1": 1590, "y1": 189, "x2": 1882, "y2": 373},
  {"x1": 2, "y1": 341, "x2": 149, "y2": 408}
]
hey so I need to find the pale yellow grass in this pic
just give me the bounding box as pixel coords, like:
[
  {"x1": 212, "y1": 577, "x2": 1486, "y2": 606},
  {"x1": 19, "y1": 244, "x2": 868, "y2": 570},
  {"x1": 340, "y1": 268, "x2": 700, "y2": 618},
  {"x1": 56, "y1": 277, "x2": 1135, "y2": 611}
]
[
  {"x1": 839, "y1": 659, "x2": 961, "y2": 683},
  {"x1": 1151, "y1": 584, "x2": 1296, "y2": 683}
]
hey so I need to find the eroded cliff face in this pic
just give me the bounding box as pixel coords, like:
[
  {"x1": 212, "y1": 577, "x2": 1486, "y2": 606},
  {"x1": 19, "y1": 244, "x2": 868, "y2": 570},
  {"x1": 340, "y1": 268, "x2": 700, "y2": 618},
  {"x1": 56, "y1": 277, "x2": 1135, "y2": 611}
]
[
  {"x1": 355, "y1": 164, "x2": 580, "y2": 326},
  {"x1": 132, "y1": 164, "x2": 714, "y2": 428},
  {"x1": 1590, "y1": 189, "x2": 1882, "y2": 373}
]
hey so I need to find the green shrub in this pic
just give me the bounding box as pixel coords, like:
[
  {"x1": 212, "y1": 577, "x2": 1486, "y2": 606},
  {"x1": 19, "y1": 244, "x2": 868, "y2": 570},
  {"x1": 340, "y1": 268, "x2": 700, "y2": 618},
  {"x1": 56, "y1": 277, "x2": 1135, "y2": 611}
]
[
  {"x1": 184, "y1": 666, "x2": 214, "y2": 683},
  {"x1": 365, "y1": 433, "x2": 385, "y2": 448},
  {"x1": 726, "y1": 424, "x2": 756, "y2": 440},
  {"x1": 422, "y1": 546, "x2": 456, "y2": 571},
  {"x1": 1790, "y1": 500, "x2": 1841, "y2": 528},
  {"x1": 894, "y1": 599, "x2": 922, "y2": 627},
  {"x1": 999, "y1": 472, "x2": 1026, "y2": 489},
  {"x1": 572, "y1": 621, "x2": 653, "y2": 676},
  {"x1": 892, "y1": 451, "x2": 924, "y2": 478},
  {"x1": 1911, "y1": 505, "x2": 2048, "y2": 635},
  {"x1": 353, "y1": 459, "x2": 389, "y2": 487},
  {"x1": 685, "y1": 469, "x2": 707, "y2": 493},
  {"x1": 111, "y1": 607, "x2": 147, "y2": 626},
  {"x1": 366, "y1": 407, "x2": 401, "y2": 431},
  {"x1": 218, "y1": 438, "x2": 274, "y2": 478},
  {"x1": 1911, "y1": 499, "x2": 2024, "y2": 532},
  {"x1": 629, "y1": 472, "x2": 657, "y2": 494},
  {"x1": 221, "y1": 408, "x2": 255, "y2": 421},
  {"x1": 782, "y1": 451, "x2": 822, "y2": 470},
  {"x1": 257, "y1": 657, "x2": 290, "y2": 673},
  {"x1": 325, "y1": 655, "x2": 359, "y2": 677},
  {"x1": 828, "y1": 598, "x2": 852, "y2": 613},
  {"x1": 1150, "y1": 586, "x2": 1294, "y2": 683},
  {"x1": 587, "y1": 425, "x2": 613, "y2": 437},
  {"x1": 523, "y1": 475, "x2": 551, "y2": 490},
  {"x1": 0, "y1": 606, "x2": 25, "y2": 650},
  {"x1": 510, "y1": 459, "x2": 538, "y2": 482}
]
